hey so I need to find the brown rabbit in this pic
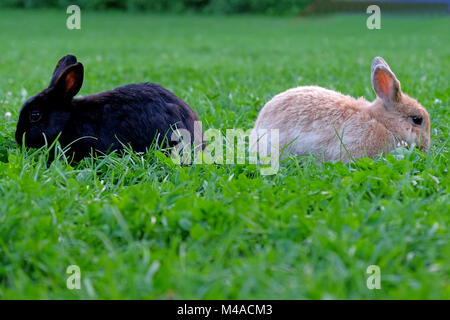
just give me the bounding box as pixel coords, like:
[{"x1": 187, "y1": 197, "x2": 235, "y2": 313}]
[{"x1": 250, "y1": 57, "x2": 430, "y2": 162}]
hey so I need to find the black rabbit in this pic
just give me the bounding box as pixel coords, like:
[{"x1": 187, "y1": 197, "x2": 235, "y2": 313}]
[{"x1": 15, "y1": 54, "x2": 202, "y2": 161}]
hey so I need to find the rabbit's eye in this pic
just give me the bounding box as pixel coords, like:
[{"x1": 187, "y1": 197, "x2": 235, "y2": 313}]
[
  {"x1": 410, "y1": 116, "x2": 423, "y2": 126},
  {"x1": 29, "y1": 110, "x2": 42, "y2": 123}
]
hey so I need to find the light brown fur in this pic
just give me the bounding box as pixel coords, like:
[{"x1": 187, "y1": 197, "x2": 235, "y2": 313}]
[{"x1": 251, "y1": 57, "x2": 430, "y2": 162}]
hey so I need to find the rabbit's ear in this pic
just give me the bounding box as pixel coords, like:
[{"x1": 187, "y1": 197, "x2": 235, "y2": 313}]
[
  {"x1": 371, "y1": 57, "x2": 401, "y2": 107},
  {"x1": 51, "y1": 62, "x2": 84, "y2": 99},
  {"x1": 49, "y1": 55, "x2": 78, "y2": 87}
]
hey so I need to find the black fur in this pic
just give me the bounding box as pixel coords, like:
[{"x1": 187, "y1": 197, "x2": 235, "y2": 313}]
[{"x1": 15, "y1": 55, "x2": 201, "y2": 161}]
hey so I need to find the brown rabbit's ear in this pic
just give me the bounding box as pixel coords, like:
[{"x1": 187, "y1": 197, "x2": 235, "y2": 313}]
[
  {"x1": 49, "y1": 55, "x2": 78, "y2": 87},
  {"x1": 371, "y1": 57, "x2": 401, "y2": 107},
  {"x1": 51, "y1": 62, "x2": 84, "y2": 99}
]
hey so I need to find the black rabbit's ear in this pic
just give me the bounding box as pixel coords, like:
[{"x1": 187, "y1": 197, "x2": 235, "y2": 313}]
[
  {"x1": 52, "y1": 62, "x2": 84, "y2": 99},
  {"x1": 49, "y1": 55, "x2": 78, "y2": 87}
]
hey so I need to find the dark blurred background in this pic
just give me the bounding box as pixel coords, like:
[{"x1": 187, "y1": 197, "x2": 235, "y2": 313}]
[{"x1": 0, "y1": 0, "x2": 448, "y2": 15}]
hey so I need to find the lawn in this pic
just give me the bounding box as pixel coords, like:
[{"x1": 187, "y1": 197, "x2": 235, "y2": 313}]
[{"x1": 0, "y1": 9, "x2": 448, "y2": 299}]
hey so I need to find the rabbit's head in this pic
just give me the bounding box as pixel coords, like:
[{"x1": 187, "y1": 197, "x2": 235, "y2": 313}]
[
  {"x1": 15, "y1": 55, "x2": 84, "y2": 148},
  {"x1": 370, "y1": 56, "x2": 430, "y2": 151}
]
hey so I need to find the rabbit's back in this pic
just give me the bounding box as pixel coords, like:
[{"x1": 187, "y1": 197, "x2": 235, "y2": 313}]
[
  {"x1": 253, "y1": 86, "x2": 378, "y2": 161},
  {"x1": 69, "y1": 83, "x2": 199, "y2": 156},
  {"x1": 255, "y1": 86, "x2": 369, "y2": 127}
]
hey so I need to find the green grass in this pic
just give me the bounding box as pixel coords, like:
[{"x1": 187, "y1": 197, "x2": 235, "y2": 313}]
[{"x1": 0, "y1": 9, "x2": 449, "y2": 299}]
